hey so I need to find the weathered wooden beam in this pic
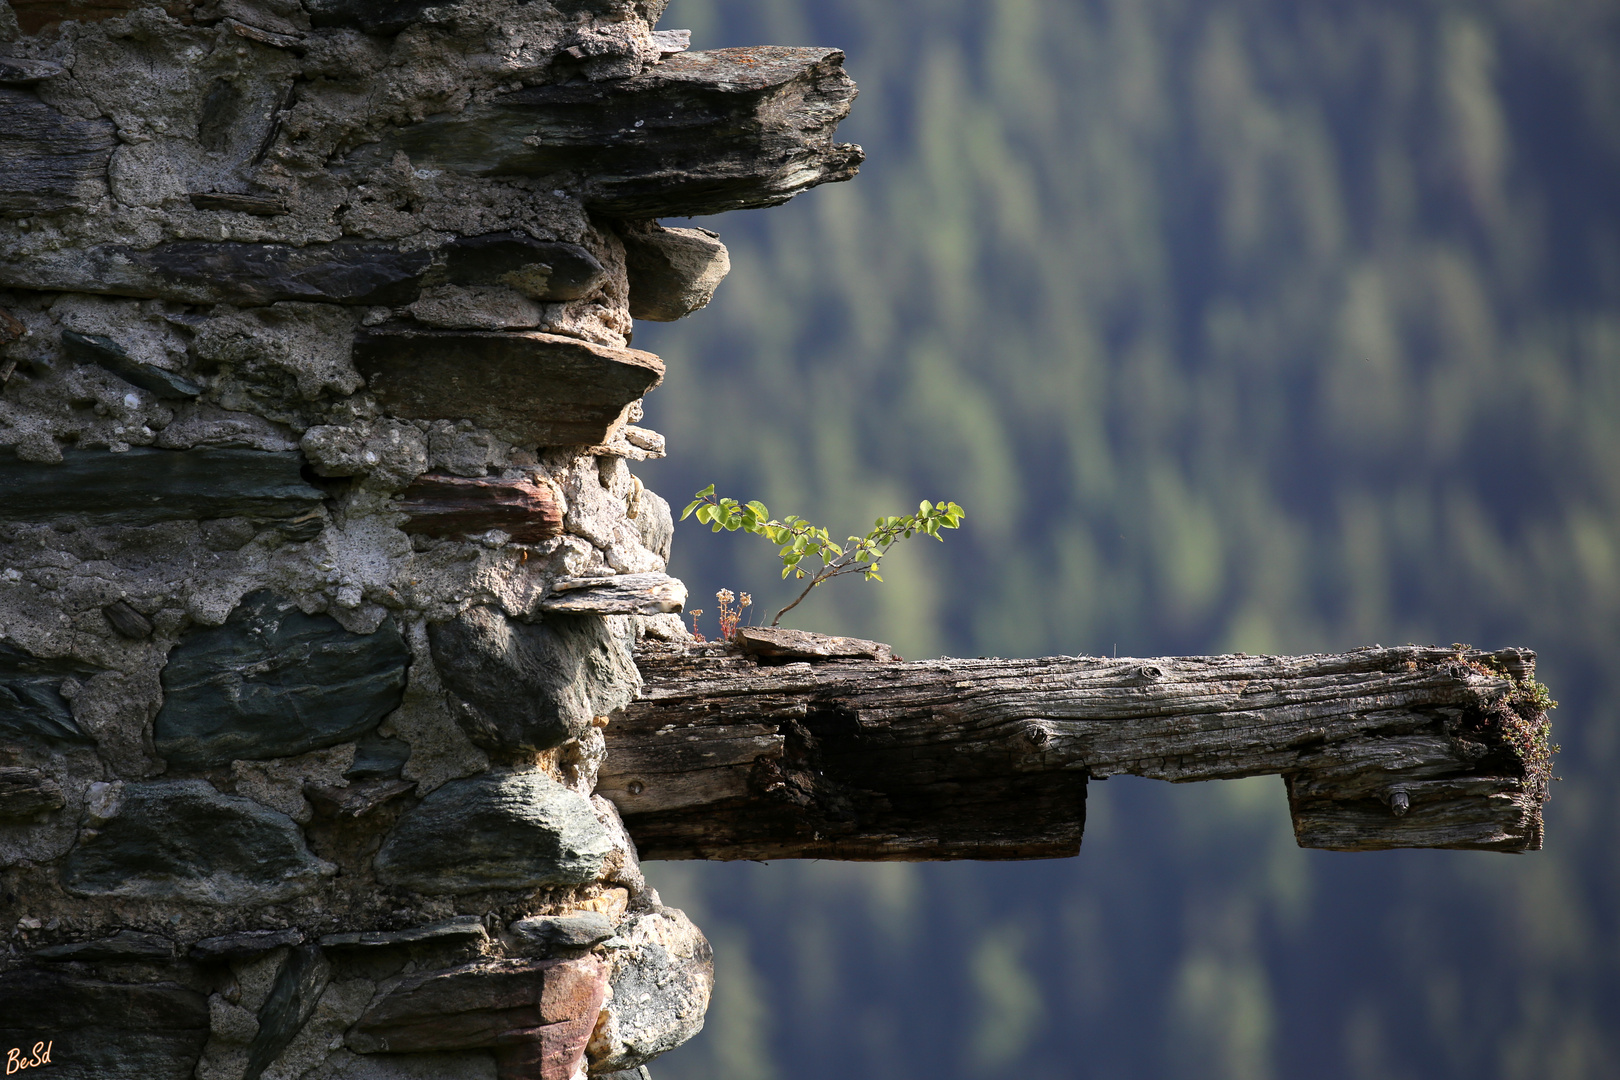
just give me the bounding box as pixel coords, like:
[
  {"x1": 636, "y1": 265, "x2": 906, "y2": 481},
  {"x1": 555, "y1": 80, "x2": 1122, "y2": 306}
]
[{"x1": 599, "y1": 643, "x2": 1552, "y2": 860}]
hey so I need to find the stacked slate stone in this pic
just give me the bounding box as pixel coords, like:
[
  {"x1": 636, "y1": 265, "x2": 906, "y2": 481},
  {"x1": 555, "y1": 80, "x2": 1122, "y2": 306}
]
[{"x1": 0, "y1": 0, "x2": 859, "y2": 1075}]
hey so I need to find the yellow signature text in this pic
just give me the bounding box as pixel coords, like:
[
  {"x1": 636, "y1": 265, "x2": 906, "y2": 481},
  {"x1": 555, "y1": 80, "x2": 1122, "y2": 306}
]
[{"x1": 5, "y1": 1042, "x2": 52, "y2": 1074}]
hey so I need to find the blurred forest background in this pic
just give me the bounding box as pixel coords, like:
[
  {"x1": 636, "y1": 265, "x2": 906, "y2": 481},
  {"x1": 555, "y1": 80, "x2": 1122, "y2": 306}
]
[{"x1": 627, "y1": 0, "x2": 1620, "y2": 1077}]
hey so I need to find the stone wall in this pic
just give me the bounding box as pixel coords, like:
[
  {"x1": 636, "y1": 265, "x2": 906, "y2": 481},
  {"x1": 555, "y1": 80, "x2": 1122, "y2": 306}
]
[{"x1": 0, "y1": 0, "x2": 859, "y2": 1075}]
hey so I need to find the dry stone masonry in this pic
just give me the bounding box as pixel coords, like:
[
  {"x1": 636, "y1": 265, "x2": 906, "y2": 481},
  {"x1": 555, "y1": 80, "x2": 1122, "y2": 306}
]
[
  {"x1": 0, "y1": 0, "x2": 1558, "y2": 1074},
  {"x1": 0, "y1": 0, "x2": 861, "y2": 1074}
]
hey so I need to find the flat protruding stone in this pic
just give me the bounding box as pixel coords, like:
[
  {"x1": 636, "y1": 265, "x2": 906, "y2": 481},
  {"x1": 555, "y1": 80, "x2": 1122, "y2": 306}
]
[
  {"x1": 153, "y1": 591, "x2": 410, "y2": 768},
  {"x1": 342, "y1": 47, "x2": 862, "y2": 218},
  {"x1": 0, "y1": 969, "x2": 208, "y2": 1080},
  {"x1": 0, "y1": 87, "x2": 116, "y2": 213},
  {"x1": 0, "y1": 447, "x2": 325, "y2": 527},
  {"x1": 621, "y1": 222, "x2": 730, "y2": 322},
  {"x1": 62, "y1": 779, "x2": 333, "y2": 904},
  {"x1": 0, "y1": 766, "x2": 66, "y2": 820},
  {"x1": 31, "y1": 930, "x2": 174, "y2": 962},
  {"x1": 353, "y1": 330, "x2": 663, "y2": 449},
  {"x1": 320, "y1": 915, "x2": 488, "y2": 950},
  {"x1": 541, "y1": 574, "x2": 686, "y2": 616},
  {"x1": 395, "y1": 473, "x2": 564, "y2": 544},
  {"x1": 508, "y1": 912, "x2": 615, "y2": 956},
  {"x1": 733, "y1": 625, "x2": 895, "y2": 661},
  {"x1": 374, "y1": 771, "x2": 612, "y2": 894},
  {"x1": 427, "y1": 607, "x2": 640, "y2": 754},
  {"x1": 347, "y1": 955, "x2": 609, "y2": 1080},
  {"x1": 190, "y1": 928, "x2": 305, "y2": 962}
]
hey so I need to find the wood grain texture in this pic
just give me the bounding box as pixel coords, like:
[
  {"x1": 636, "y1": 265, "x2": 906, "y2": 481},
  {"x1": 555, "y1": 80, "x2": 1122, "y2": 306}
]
[{"x1": 601, "y1": 644, "x2": 1549, "y2": 860}]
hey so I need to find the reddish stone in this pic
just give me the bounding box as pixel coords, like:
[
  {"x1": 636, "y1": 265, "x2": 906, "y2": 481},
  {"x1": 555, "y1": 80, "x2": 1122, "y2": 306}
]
[
  {"x1": 9, "y1": 0, "x2": 196, "y2": 35},
  {"x1": 347, "y1": 956, "x2": 607, "y2": 1080},
  {"x1": 395, "y1": 474, "x2": 564, "y2": 544}
]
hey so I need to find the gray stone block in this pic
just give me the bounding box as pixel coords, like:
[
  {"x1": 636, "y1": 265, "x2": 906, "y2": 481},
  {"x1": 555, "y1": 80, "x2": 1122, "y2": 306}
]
[
  {"x1": 0, "y1": 58, "x2": 65, "y2": 85},
  {"x1": 352, "y1": 330, "x2": 663, "y2": 449},
  {"x1": 374, "y1": 771, "x2": 611, "y2": 894},
  {"x1": 61, "y1": 779, "x2": 332, "y2": 904},
  {"x1": 102, "y1": 600, "x2": 155, "y2": 640},
  {"x1": 428, "y1": 607, "x2": 639, "y2": 755},
  {"x1": 508, "y1": 912, "x2": 615, "y2": 955},
  {"x1": 0, "y1": 447, "x2": 325, "y2": 527},
  {"x1": 588, "y1": 908, "x2": 713, "y2": 1073},
  {"x1": 621, "y1": 223, "x2": 729, "y2": 322},
  {"x1": 304, "y1": 0, "x2": 455, "y2": 34},
  {"x1": 153, "y1": 591, "x2": 410, "y2": 768},
  {"x1": 440, "y1": 232, "x2": 608, "y2": 301},
  {"x1": 0, "y1": 970, "x2": 208, "y2": 1080},
  {"x1": 347, "y1": 731, "x2": 413, "y2": 780},
  {"x1": 2, "y1": 235, "x2": 607, "y2": 306}
]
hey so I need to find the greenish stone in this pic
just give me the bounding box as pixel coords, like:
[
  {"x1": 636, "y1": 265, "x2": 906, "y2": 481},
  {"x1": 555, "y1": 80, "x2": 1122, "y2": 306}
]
[
  {"x1": 427, "y1": 607, "x2": 638, "y2": 755},
  {"x1": 374, "y1": 771, "x2": 610, "y2": 895},
  {"x1": 0, "y1": 447, "x2": 324, "y2": 527},
  {"x1": 245, "y1": 946, "x2": 330, "y2": 1080},
  {"x1": 0, "y1": 642, "x2": 95, "y2": 746},
  {"x1": 153, "y1": 591, "x2": 410, "y2": 768},
  {"x1": 61, "y1": 779, "x2": 331, "y2": 905}
]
